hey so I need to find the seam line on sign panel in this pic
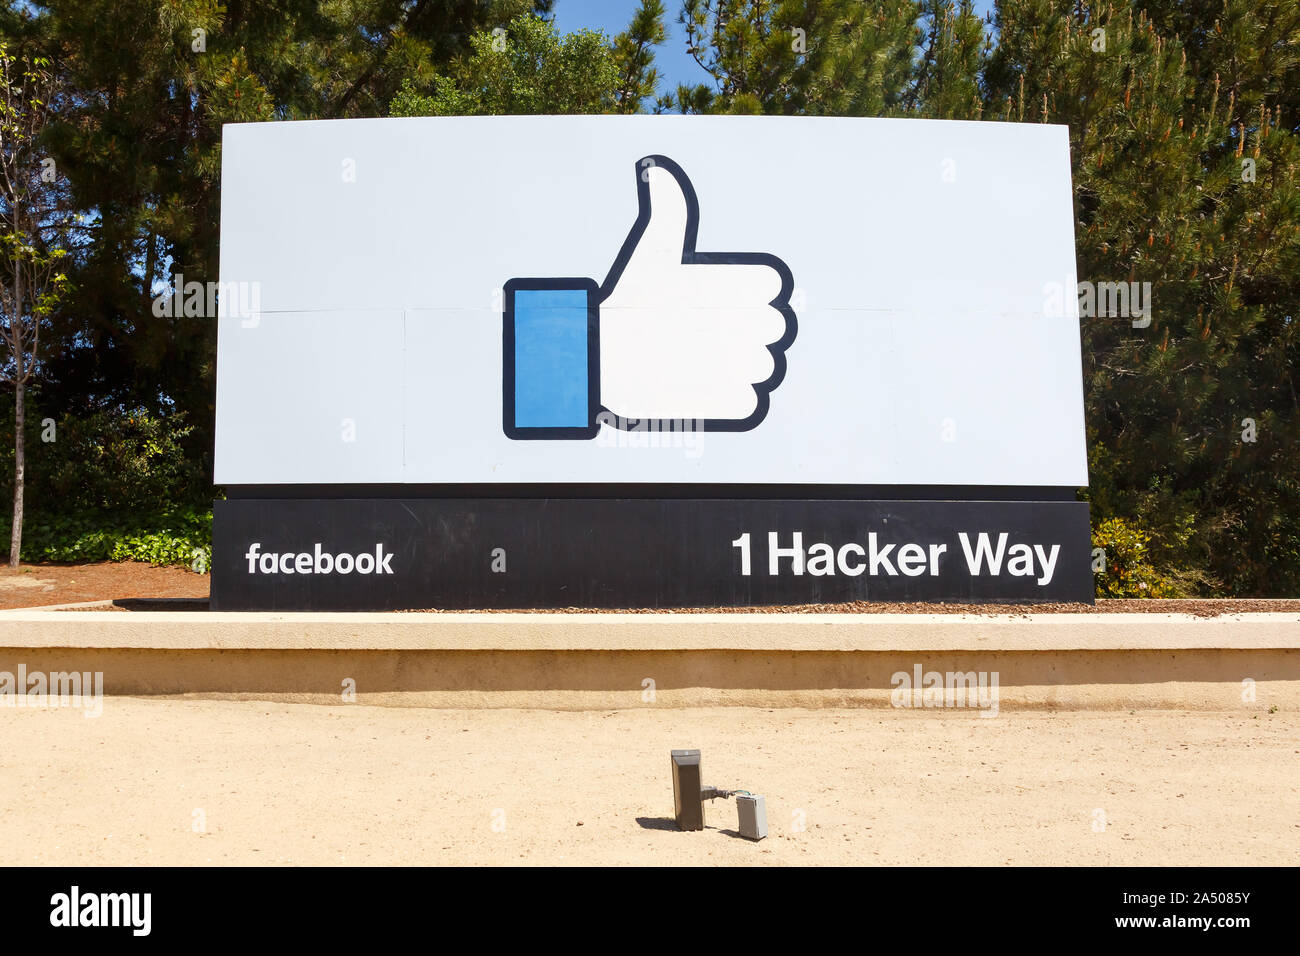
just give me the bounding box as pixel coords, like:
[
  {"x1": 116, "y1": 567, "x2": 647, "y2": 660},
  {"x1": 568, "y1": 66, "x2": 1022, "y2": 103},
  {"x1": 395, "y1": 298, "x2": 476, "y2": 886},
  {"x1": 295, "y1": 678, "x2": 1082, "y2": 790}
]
[{"x1": 402, "y1": 309, "x2": 408, "y2": 473}]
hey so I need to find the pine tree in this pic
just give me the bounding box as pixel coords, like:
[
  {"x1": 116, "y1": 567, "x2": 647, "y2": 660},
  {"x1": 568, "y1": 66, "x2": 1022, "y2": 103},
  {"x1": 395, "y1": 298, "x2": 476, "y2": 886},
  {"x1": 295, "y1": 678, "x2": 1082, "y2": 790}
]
[
  {"x1": 673, "y1": 0, "x2": 1300, "y2": 593},
  {"x1": 614, "y1": 0, "x2": 669, "y2": 112},
  {"x1": 670, "y1": 0, "x2": 924, "y2": 115},
  {"x1": 987, "y1": 1, "x2": 1300, "y2": 594}
]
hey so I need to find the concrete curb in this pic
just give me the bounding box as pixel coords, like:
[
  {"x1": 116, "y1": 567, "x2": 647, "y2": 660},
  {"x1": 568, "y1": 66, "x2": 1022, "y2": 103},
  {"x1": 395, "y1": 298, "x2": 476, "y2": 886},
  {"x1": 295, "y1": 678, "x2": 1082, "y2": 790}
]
[
  {"x1": 0, "y1": 610, "x2": 1298, "y2": 650},
  {"x1": 1, "y1": 611, "x2": 1296, "y2": 710}
]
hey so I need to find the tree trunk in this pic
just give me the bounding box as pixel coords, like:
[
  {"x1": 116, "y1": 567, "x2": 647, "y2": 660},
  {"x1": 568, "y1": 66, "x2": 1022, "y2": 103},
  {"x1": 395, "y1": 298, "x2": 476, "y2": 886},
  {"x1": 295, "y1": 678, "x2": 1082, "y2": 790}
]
[{"x1": 9, "y1": 373, "x2": 24, "y2": 568}]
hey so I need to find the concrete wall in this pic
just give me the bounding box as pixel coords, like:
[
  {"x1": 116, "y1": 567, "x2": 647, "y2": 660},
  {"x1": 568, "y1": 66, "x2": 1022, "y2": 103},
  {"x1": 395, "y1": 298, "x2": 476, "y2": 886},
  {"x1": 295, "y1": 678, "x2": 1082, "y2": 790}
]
[{"x1": 0, "y1": 610, "x2": 1296, "y2": 710}]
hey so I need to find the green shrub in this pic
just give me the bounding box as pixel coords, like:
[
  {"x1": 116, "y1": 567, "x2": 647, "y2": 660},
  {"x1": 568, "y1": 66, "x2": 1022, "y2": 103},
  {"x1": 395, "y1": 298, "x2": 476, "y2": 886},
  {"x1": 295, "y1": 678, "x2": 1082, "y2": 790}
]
[
  {"x1": 0, "y1": 405, "x2": 208, "y2": 513},
  {"x1": 0, "y1": 507, "x2": 212, "y2": 570},
  {"x1": 0, "y1": 400, "x2": 213, "y2": 569},
  {"x1": 1091, "y1": 517, "x2": 1181, "y2": 598}
]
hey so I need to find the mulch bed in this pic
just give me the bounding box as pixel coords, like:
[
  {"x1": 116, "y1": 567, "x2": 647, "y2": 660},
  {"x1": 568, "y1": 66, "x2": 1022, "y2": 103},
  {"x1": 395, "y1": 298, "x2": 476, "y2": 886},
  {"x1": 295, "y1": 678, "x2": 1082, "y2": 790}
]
[
  {"x1": 0, "y1": 561, "x2": 207, "y2": 610},
  {"x1": 2, "y1": 561, "x2": 1297, "y2": 617},
  {"x1": 400, "y1": 599, "x2": 1300, "y2": 618}
]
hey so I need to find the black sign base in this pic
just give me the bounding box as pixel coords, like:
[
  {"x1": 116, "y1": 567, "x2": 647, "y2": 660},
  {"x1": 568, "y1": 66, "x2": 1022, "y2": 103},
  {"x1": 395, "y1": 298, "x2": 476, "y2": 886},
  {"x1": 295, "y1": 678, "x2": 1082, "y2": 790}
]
[{"x1": 211, "y1": 498, "x2": 1093, "y2": 610}]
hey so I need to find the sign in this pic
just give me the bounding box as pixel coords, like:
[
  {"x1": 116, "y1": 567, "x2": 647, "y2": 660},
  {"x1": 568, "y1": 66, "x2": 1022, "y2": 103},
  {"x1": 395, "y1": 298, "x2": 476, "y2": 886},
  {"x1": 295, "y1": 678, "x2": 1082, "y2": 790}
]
[
  {"x1": 212, "y1": 498, "x2": 1092, "y2": 610},
  {"x1": 214, "y1": 116, "x2": 1086, "y2": 487},
  {"x1": 211, "y1": 116, "x2": 1092, "y2": 608}
]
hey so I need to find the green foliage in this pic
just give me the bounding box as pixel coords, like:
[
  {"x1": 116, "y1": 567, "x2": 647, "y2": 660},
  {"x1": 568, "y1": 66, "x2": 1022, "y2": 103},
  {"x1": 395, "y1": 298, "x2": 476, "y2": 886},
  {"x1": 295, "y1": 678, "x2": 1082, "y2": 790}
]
[
  {"x1": 16, "y1": 0, "x2": 540, "y2": 464},
  {"x1": 907, "y1": 0, "x2": 989, "y2": 118},
  {"x1": 390, "y1": 15, "x2": 620, "y2": 117},
  {"x1": 0, "y1": 402, "x2": 211, "y2": 567},
  {"x1": 0, "y1": 403, "x2": 208, "y2": 512},
  {"x1": 671, "y1": 0, "x2": 925, "y2": 115},
  {"x1": 614, "y1": 0, "x2": 668, "y2": 112},
  {"x1": 987, "y1": 1, "x2": 1300, "y2": 596},
  {"x1": 1091, "y1": 517, "x2": 1181, "y2": 597},
  {"x1": 0, "y1": 42, "x2": 72, "y2": 378},
  {"x1": 1, "y1": 0, "x2": 1296, "y2": 596},
  {"x1": 0, "y1": 507, "x2": 211, "y2": 568}
]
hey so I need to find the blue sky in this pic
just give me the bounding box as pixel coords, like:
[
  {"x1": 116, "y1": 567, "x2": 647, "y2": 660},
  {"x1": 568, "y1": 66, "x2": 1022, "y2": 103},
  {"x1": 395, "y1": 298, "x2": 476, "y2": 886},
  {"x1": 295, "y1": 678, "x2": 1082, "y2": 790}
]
[
  {"x1": 551, "y1": 0, "x2": 997, "y2": 97},
  {"x1": 551, "y1": 0, "x2": 712, "y2": 95}
]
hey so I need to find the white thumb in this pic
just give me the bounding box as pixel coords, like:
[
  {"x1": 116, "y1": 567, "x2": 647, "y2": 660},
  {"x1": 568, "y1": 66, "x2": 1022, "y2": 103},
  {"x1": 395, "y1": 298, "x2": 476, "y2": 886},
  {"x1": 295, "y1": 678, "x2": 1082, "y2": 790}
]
[{"x1": 629, "y1": 161, "x2": 691, "y2": 266}]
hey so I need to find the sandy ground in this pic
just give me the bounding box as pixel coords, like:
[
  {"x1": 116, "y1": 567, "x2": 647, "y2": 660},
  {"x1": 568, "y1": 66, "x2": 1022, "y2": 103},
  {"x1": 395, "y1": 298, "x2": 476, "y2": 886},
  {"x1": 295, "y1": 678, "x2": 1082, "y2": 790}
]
[{"x1": 1, "y1": 700, "x2": 1296, "y2": 866}]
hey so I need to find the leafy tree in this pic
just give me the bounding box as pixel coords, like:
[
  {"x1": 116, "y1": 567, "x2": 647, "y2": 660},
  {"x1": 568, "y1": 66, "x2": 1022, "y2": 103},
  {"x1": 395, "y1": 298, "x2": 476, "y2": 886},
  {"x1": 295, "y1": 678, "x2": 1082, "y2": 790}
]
[
  {"x1": 5, "y1": 0, "x2": 539, "y2": 478},
  {"x1": 0, "y1": 0, "x2": 538, "y2": 547},
  {"x1": 390, "y1": 14, "x2": 620, "y2": 116},
  {"x1": 0, "y1": 44, "x2": 70, "y2": 566}
]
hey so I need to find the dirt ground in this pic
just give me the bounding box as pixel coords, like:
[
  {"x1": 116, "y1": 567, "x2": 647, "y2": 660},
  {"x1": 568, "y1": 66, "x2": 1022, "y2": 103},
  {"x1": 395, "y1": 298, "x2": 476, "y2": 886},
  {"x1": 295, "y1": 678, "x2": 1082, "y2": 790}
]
[
  {"x1": 0, "y1": 700, "x2": 1295, "y2": 866},
  {"x1": 2, "y1": 560, "x2": 1298, "y2": 615},
  {"x1": 0, "y1": 561, "x2": 207, "y2": 609}
]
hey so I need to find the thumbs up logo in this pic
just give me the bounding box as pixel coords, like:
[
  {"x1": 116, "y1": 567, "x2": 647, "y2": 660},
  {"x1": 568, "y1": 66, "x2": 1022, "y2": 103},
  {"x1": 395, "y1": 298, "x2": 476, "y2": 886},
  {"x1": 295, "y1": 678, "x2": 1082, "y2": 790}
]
[{"x1": 503, "y1": 155, "x2": 797, "y2": 440}]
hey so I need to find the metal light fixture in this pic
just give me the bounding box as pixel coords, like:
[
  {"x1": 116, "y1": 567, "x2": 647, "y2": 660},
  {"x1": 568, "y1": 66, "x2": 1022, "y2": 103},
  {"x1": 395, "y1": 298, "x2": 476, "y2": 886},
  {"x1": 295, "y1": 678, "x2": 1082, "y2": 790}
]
[
  {"x1": 670, "y1": 749, "x2": 766, "y2": 840},
  {"x1": 670, "y1": 749, "x2": 705, "y2": 831}
]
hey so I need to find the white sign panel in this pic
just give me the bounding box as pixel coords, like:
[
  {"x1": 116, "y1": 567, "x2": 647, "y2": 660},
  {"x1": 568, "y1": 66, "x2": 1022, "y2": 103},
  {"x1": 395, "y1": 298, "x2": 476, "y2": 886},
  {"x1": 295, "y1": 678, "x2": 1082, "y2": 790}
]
[{"x1": 215, "y1": 115, "x2": 1087, "y2": 486}]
